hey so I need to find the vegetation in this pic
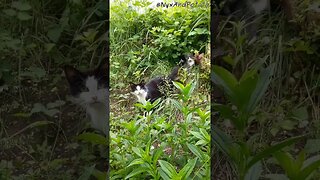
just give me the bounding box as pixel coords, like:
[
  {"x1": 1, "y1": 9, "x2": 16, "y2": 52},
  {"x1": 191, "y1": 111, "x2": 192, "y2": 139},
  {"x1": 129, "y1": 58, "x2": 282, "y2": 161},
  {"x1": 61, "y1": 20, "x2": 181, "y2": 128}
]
[
  {"x1": 0, "y1": 0, "x2": 108, "y2": 179},
  {"x1": 212, "y1": 0, "x2": 320, "y2": 179},
  {"x1": 110, "y1": 0, "x2": 210, "y2": 179}
]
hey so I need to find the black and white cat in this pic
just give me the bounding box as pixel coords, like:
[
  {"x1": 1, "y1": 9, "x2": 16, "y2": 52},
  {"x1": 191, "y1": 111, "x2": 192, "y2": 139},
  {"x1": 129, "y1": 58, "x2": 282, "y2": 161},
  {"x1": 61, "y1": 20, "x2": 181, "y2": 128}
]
[
  {"x1": 63, "y1": 62, "x2": 108, "y2": 135},
  {"x1": 179, "y1": 54, "x2": 196, "y2": 68},
  {"x1": 130, "y1": 65, "x2": 179, "y2": 105},
  {"x1": 179, "y1": 53, "x2": 205, "y2": 68}
]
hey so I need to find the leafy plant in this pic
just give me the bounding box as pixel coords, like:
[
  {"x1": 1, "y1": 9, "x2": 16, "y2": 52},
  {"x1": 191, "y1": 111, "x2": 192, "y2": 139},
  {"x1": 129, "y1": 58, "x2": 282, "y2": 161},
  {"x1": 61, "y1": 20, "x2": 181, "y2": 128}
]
[
  {"x1": 158, "y1": 158, "x2": 198, "y2": 180},
  {"x1": 212, "y1": 64, "x2": 274, "y2": 132},
  {"x1": 268, "y1": 150, "x2": 320, "y2": 180},
  {"x1": 213, "y1": 126, "x2": 304, "y2": 180}
]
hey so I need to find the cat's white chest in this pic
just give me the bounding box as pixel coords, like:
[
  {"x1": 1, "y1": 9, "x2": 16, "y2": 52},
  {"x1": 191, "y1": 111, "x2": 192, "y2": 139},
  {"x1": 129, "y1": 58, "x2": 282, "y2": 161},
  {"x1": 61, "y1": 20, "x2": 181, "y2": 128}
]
[
  {"x1": 86, "y1": 103, "x2": 108, "y2": 134},
  {"x1": 250, "y1": 0, "x2": 269, "y2": 14},
  {"x1": 133, "y1": 86, "x2": 148, "y2": 105}
]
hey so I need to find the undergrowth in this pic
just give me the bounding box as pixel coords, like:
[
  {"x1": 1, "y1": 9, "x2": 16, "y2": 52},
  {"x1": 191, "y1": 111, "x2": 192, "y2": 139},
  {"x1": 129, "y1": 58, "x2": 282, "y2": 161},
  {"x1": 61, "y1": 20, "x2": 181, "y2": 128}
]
[
  {"x1": 0, "y1": 0, "x2": 108, "y2": 179},
  {"x1": 212, "y1": 0, "x2": 320, "y2": 179},
  {"x1": 110, "y1": 0, "x2": 211, "y2": 179}
]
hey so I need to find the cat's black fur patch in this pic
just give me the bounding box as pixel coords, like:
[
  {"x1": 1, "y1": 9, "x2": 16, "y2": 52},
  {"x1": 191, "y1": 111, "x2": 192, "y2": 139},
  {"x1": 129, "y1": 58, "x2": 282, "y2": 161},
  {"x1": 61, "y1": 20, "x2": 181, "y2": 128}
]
[
  {"x1": 64, "y1": 63, "x2": 108, "y2": 97},
  {"x1": 131, "y1": 65, "x2": 179, "y2": 103}
]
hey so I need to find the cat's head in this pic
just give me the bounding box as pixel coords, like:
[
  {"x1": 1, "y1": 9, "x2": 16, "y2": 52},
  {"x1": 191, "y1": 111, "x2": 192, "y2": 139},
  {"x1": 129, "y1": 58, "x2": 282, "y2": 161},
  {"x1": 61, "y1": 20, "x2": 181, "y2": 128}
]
[
  {"x1": 130, "y1": 81, "x2": 147, "y2": 104},
  {"x1": 63, "y1": 63, "x2": 108, "y2": 106},
  {"x1": 179, "y1": 53, "x2": 204, "y2": 68},
  {"x1": 179, "y1": 54, "x2": 195, "y2": 68}
]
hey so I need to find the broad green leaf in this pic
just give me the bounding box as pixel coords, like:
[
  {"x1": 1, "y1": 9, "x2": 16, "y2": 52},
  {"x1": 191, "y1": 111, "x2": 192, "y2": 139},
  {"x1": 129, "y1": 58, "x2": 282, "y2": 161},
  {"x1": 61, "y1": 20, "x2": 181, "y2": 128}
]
[
  {"x1": 178, "y1": 158, "x2": 198, "y2": 178},
  {"x1": 78, "y1": 164, "x2": 95, "y2": 180},
  {"x1": 196, "y1": 108, "x2": 210, "y2": 120},
  {"x1": 125, "y1": 167, "x2": 149, "y2": 179},
  {"x1": 212, "y1": 65, "x2": 237, "y2": 102},
  {"x1": 3, "y1": 9, "x2": 16, "y2": 16},
  {"x1": 247, "y1": 135, "x2": 304, "y2": 169},
  {"x1": 196, "y1": 139, "x2": 207, "y2": 146},
  {"x1": 278, "y1": 120, "x2": 296, "y2": 130},
  {"x1": 30, "y1": 103, "x2": 47, "y2": 114},
  {"x1": 235, "y1": 70, "x2": 258, "y2": 112},
  {"x1": 273, "y1": 151, "x2": 295, "y2": 177},
  {"x1": 246, "y1": 64, "x2": 274, "y2": 113},
  {"x1": 291, "y1": 106, "x2": 308, "y2": 121},
  {"x1": 159, "y1": 168, "x2": 171, "y2": 180},
  {"x1": 190, "y1": 131, "x2": 203, "y2": 141},
  {"x1": 199, "y1": 128, "x2": 210, "y2": 142},
  {"x1": 127, "y1": 158, "x2": 145, "y2": 167},
  {"x1": 132, "y1": 147, "x2": 143, "y2": 158},
  {"x1": 134, "y1": 103, "x2": 145, "y2": 109},
  {"x1": 17, "y1": 12, "x2": 32, "y2": 21},
  {"x1": 244, "y1": 161, "x2": 262, "y2": 180},
  {"x1": 296, "y1": 150, "x2": 306, "y2": 171},
  {"x1": 92, "y1": 169, "x2": 107, "y2": 180},
  {"x1": 172, "y1": 81, "x2": 185, "y2": 91},
  {"x1": 302, "y1": 155, "x2": 320, "y2": 169},
  {"x1": 239, "y1": 69, "x2": 258, "y2": 83},
  {"x1": 45, "y1": 108, "x2": 60, "y2": 117},
  {"x1": 212, "y1": 126, "x2": 234, "y2": 158},
  {"x1": 153, "y1": 147, "x2": 164, "y2": 166},
  {"x1": 222, "y1": 55, "x2": 236, "y2": 67},
  {"x1": 299, "y1": 157, "x2": 320, "y2": 179},
  {"x1": 12, "y1": 1, "x2": 32, "y2": 11},
  {"x1": 185, "y1": 82, "x2": 196, "y2": 98},
  {"x1": 47, "y1": 26, "x2": 63, "y2": 43},
  {"x1": 158, "y1": 160, "x2": 177, "y2": 178},
  {"x1": 45, "y1": 43, "x2": 55, "y2": 52},
  {"x1": 145, "y1": 139, "x2": 152, "y2": 160},
  {"x1": 187, "y1": 143, "x2": 208, "y2": 162},
  {"x1": 77, "y1": 133, "x2": 107, "y2": 145},
  {"x1": 212, "y1": 104, "x2": 235, "y2": 121},
  {"x1": 305, "y1": 139, "x2": 320, "y2": 154}
]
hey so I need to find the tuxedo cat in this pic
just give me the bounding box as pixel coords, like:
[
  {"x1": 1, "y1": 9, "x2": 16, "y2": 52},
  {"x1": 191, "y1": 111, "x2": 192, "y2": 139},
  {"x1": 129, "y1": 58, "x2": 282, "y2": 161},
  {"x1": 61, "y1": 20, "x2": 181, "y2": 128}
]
[
  {"x1": 179, "y1": 54, "x2": 196, "y2": 68},
  {"x1": 130, "y1": 66, "x2": 179, "y2": 104},
  {"x1": 179, "y1": 53, "x2": 204, "y2": 68},
  {"x1": 63, "y1": 62, "x2": 108, "y2": 135}
]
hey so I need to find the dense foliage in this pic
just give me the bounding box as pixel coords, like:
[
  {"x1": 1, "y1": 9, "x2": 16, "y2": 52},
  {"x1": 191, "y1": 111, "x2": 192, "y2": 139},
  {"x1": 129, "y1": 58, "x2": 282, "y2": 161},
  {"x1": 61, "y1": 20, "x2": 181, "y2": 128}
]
[
  {"x1": 0, "y1": 0, "x2": 108, "y2": 179},
  {"x1": 212, "y1": 0, "x2": 320, "y2": 179},
  {"x1": 110, "y1": 0, "x2": 211, "y2": 179}
]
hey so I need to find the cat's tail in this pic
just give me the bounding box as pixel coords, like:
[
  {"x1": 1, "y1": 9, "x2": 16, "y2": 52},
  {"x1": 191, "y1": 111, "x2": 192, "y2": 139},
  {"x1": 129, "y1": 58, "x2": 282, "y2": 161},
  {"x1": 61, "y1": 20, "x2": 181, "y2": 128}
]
[{"x1": 167, "y1": 66, "x2": 179, "y2": 81}]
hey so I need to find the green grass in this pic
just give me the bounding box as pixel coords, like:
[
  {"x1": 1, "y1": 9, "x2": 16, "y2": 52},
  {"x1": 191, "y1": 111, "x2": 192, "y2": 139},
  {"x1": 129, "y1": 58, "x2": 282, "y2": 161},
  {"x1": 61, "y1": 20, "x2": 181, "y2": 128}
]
[
  {"x1": 110, "y1": 0, "x2": 211, "y2": 179},
  {"x1": 212, "y1": 0, "x2": 320, "y2": 179},
  {"x1": 0, "y1": 0, "x2": 108, "y2": 179}
]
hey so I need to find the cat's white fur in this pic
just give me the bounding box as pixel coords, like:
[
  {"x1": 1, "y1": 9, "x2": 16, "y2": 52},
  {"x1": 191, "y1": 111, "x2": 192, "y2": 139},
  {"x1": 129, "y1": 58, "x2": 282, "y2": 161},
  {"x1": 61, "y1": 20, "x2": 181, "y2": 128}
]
[
  {"x1": 187, "y1": 57, "x2": 195, "y2": 67},
  {"x1": 132, "y1": 85, "x2": 148, "y2": 105},
  {"x1": 250, "y1": 0, "x2": 269, "y2": 14},
  {"x1": 73, "y1": 76, "x2": 108, "y2": 135}
]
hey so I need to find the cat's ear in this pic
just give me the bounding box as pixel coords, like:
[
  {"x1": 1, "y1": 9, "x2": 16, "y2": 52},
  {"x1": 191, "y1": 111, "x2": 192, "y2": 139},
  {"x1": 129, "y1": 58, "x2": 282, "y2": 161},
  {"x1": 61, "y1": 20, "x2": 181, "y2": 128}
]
[
  {"x1": 140, "y1": 79, "x2": 146, "y2": 85},
  {"x1": 63, "y1": 65, "x2": 82, "y2": 83},
  {"x1": 129, "y1": 82, "x2": 136, "y2": 91}
]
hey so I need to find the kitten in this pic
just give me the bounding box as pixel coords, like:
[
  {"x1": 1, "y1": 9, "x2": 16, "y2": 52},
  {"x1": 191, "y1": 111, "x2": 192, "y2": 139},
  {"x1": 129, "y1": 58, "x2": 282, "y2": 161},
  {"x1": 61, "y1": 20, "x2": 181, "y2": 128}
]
[
  {"x1": 63, "y1": 62, "x2": 108, "y2": 135},
  {"x1": 130, "y1": 66, "x2": 179, "y2": 104},
  {"x1": 179, "y1": 53, "x2": 204, "y2": 68}
]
